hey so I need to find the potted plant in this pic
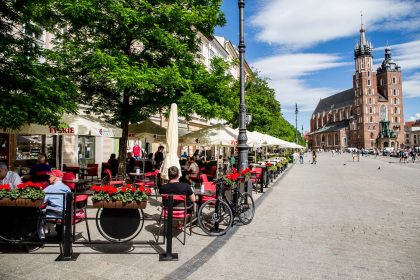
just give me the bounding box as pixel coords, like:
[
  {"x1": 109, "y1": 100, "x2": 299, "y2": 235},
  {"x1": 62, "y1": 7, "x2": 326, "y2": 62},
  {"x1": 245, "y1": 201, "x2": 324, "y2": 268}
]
[
  {"x1": 90, "y1": 184, "x2": 151, "y2": 209},
  {"x1": 225, "y1": 171, "x2": 241, "y2": 189},
  {"x1": 240, "y1": 168, "x2": 252, "y2": 182},
  {"x1": 0, "y1": 182, "x2": 45, "y2": 207}
]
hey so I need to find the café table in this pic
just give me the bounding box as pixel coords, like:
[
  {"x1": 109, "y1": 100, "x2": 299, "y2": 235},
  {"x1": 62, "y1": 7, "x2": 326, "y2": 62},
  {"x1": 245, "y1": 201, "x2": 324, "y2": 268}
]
[
  {"x1": 79, "y1": 167, "x2": 95, "y2": 177},
  {"x1": 194, "y1": 189, "x2": 216, "y2": 208},
  {"x1": 63, "y1": 178, "x2": 89, "y2": 192}
]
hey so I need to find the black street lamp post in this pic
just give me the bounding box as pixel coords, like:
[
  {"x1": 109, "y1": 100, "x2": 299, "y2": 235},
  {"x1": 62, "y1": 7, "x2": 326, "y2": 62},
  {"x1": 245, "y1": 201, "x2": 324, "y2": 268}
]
[
  {"x1": 237, "y1": 0, "x2": 248, "y2": 172},
  {"x1": 295, "y1": 104, "x2": 298, "y2": 144}
]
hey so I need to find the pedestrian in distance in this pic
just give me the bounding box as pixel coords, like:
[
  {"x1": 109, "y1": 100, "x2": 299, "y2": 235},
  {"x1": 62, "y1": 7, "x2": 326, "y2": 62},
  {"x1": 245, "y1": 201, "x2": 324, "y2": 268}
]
[{"x1": 311, "y1": 150, "x2": 317, "y2": 164}]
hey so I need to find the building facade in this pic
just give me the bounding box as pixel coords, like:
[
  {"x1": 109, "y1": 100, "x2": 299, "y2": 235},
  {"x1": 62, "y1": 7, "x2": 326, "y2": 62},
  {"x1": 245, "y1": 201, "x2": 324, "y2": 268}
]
[
  {"x1": 309, "y1": 24, "x2": 405, "y2": 150},
  {"x1": 404, "y1": 120, "x2": 420, "y2": 148}
]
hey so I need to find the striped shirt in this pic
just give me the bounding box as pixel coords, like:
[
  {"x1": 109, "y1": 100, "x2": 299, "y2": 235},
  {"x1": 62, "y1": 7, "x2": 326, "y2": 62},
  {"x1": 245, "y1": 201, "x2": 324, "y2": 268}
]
[{"x1": 0, "y1": 171, "x2": 22, "y2": 189}]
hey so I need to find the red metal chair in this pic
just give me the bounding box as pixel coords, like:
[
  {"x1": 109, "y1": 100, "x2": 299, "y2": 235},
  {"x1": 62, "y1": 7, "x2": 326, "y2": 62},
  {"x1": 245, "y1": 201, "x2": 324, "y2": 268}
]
[
  {"x1": 65, "y1": 166, "x2": 80, "y2": 176},
  {"x1": 158, "y1": 194, "x2": 194, "y2": 245},
  {"x1": 85, "y1": 163, "x2": 99, "y2": 183},
  {"x1": 45, "y1": 193, "x2": 91, "y2": 242},
  {"x1": 250, "y1": 167, "x2": 263, "y2": 193},
  {"x1": 200, "y1": 182, "x2": 217, "y2": 204},
  {"x1": 142, "y1": 169, "x2": 160, "y2": 199},
  {"x1": 62, "y1": 172, "x2": 76, "y2": 191},
  {"x1": 102, "y1": 169, "x2": 125, "y2": 185}
]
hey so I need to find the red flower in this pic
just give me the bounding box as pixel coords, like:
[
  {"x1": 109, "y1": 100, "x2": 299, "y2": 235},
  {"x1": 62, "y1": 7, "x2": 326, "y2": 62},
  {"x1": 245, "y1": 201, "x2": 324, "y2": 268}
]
[
  {"x1": 241, "y1": 168, "x2": 251, "y2": 175},
  {"x1": 226, "y1": 172, "x2": 240, "y2": 181},
  {"x1": 145, "y1": 188, "x2": 152, "y2": 196},
  {"x1": 130, "y1": 187, "x2": 136, "y2": 193},
  {"x1": 107, "y1": 186, "x2": 118, "y2": 195},
  {"x1": 90, "y1": 185, "x2": 101, "y2": 193},
  {"x1": 121, "y1": 187, "x2": 128, "y2": 193},
  {"x1": 266, "y1": 162, "x2": 273, "y2": 167},
  {"x1": 138, "y1": 185, "x2": 145, "y2": 193},
  {"x1": 0, "y1": 184, "x2": 10, "y2": 190},
  {"x1": 17, "y1": 183, "x2": 27, "y2": 189}
]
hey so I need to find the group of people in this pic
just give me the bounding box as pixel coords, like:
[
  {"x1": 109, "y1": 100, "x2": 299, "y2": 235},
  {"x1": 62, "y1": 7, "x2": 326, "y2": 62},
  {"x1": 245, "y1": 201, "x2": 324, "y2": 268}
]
[{"x1": 106, "y1": 145, "x2": 166, "y2": 177}]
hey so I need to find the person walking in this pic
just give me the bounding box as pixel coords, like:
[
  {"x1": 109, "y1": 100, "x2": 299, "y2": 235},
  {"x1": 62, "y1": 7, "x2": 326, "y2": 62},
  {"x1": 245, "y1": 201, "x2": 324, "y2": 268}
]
[
  {"x1": 311, "y1": 150, "x2": 317, "y2": 164},
  {"x1": 154, "y1": 146, "x2": 164, "y2": 170}
]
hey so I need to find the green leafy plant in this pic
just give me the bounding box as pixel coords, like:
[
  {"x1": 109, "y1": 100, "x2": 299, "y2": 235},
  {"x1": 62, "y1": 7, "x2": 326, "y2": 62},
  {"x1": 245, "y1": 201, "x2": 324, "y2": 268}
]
[
  {"x1": 266, "y1": 162, "x2": 277, "y2": 172},
  {"x1": 90, "y1": 184, "x2": 151, "y2": 202},
  {"x1": 0, "y1": 182, "x2": 45, "y2": 201},
  {"x1": 16, "y1": 182, "x2": 45, "y2": 200}
]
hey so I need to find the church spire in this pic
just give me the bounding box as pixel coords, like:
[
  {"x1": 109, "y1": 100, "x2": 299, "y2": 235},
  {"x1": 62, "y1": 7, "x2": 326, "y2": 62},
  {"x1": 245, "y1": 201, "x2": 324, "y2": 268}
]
[{"x1": 354, "y1": 12, "x2": 372, "y2": 58}]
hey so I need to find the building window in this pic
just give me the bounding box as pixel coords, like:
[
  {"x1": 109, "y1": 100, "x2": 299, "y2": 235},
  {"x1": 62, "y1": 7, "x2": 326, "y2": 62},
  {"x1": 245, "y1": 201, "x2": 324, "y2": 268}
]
[
  {"x1": 367, "y1": 79, "x2": 371, "y2": 86},
  {"x1": 394, "y1": 117, "x2": 398, "y2": 123},
  {"x1": 392, "y1": 77, "x2": 396, "y2": 84},
  {"x1": 369, "y1": 107, "x2": 373, "y2": 114},
  {"x1": 368, "y1": 71, "x2": 370, "y2": 77},
  {"x1": 370, "y1": 116, "x2": 373, "y2": 123},
  {"x1": 394, "y1": 98, "x2": 398, "y2": 105},
  {"x1": 370, "y1": 132, "x2": 374, "y2": 139},
  {"x1": 373, "y1": 126, "x2": 376, "y2": 130},
  {"x1": 380, "y1": 79, "x2": 384, "y2": 86},
  {"x1": 394, "y1": 107, "x2": 398, "y2": 114},
  {"x1": 393, "y1": 89, "x2": 397, "y2": 96}
]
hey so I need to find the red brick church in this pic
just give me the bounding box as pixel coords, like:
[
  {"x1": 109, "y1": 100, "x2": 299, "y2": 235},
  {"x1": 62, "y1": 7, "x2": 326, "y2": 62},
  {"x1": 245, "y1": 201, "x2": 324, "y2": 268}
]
[{"x1": 308, "y1": 23, "x2": 405, "y2": 150}]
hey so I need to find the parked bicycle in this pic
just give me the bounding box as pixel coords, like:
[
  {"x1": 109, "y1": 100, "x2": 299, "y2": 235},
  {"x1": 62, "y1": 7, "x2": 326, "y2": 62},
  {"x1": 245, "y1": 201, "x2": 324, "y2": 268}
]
[{"x1": 197, "y1": 178, "x2": 255, "y2": 236}]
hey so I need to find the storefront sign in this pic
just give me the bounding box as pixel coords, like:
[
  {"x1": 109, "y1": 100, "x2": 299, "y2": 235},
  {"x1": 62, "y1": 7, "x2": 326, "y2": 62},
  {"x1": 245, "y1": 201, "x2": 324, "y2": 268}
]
[
  {"x1": 99, "y1": 128, "x2": 115, "y2": 137},
  {"x1": 49, "y1": 127, "x2": 75, "y2": 134}
]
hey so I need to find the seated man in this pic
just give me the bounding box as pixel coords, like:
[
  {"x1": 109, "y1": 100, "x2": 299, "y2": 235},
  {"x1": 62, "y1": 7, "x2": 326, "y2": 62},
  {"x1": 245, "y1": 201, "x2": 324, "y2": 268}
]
[
  {"x1": 0, "y1": 162, "x2": 22, "y2": 188},
  {"x1": 159, "y1": 166, "x2": 196, "y2": 216},
  {"x1": 39, "y1": 170, "x2": 71, "y2": 240}
]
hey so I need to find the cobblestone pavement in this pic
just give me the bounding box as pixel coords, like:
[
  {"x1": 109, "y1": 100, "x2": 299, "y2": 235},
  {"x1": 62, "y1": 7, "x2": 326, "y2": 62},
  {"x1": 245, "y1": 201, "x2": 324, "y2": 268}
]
[{"x1": 1, "y1": 153, "x2": 419, "y2": 279}]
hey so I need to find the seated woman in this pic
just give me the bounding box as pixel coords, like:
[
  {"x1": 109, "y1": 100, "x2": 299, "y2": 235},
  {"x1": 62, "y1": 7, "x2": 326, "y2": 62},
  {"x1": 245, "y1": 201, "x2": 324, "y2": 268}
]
[
  {"x1": 185, "y1": 157, "x2": 199, "y2": 185},
  {"x1": 29, "y1": 154, "x2": 52, "y2": 186}
]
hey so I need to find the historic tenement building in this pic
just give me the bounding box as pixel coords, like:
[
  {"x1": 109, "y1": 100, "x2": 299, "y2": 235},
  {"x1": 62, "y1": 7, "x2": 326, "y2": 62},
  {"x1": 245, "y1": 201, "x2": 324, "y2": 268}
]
[{"x1": 308, "y1": 23, "x2": 405, "y2": 150}]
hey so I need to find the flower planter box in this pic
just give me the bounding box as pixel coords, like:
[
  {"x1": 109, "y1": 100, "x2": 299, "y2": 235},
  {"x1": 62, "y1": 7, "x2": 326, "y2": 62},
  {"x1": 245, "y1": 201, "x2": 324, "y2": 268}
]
[
  {"x1": 92, "y1": 200, "x2": 147, "y2": 209},
  {"x1": 0, "y1": 198, "x2": 43, "y2": 207}
]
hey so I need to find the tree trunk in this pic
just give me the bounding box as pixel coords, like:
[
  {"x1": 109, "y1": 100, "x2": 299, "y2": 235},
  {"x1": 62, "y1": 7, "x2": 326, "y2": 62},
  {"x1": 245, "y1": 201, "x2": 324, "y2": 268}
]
[{"x1": 118, "y1": 93, "x2": 130, "y2": 178}]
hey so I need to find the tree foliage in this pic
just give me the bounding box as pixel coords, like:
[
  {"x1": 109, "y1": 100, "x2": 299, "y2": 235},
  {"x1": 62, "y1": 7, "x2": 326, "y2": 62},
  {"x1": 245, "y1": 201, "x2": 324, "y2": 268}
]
[
  {"x1": 229, "y1": 72, "x2": 303, "y2": 144},
  {"x1": 0, "y1": 0, "x2": 78, "y2": 130},
  {"x1": 39, "y1": 0, "x2": 232, "y2": 170}
]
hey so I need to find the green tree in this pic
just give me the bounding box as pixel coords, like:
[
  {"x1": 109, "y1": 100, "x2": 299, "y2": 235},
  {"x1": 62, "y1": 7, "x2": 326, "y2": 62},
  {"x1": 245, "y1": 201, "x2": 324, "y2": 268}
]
[
  {"x1": 0, "y1": 0, "x2": 78, "y2": 130},
  {"x1": 229, "y1": 72, "x2": 303, "y2": 144},
  {"x1": 41, "y1": 0, "x2": 234, "y2": 172}
]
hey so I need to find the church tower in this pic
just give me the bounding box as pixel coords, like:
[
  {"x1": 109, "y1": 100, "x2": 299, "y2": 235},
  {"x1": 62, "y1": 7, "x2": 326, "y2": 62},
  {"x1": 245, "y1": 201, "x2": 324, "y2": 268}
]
[
  {"x1": 376, "y1": 48, "x2": 404, "y2": 148},
  {"x1": 352, "y1": 19, "x2": 378, "y2": 148}
]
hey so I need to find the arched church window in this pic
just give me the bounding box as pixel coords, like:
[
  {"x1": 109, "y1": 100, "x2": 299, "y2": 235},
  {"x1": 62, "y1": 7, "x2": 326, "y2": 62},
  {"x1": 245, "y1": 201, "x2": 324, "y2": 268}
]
[{"x1": 370, "y1": 132, "x2": 374, "y2": 139}]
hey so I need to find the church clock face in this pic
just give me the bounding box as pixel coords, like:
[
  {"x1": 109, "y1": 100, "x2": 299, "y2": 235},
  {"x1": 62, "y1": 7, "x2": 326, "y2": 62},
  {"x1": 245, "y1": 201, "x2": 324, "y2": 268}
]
[{"x1": 380, "y1": 105, "x2": 387, "y2": 121}]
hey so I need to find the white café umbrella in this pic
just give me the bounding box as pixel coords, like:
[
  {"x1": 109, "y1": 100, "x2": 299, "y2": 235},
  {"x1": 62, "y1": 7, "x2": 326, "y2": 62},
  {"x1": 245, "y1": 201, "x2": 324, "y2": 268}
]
[{"x1": 160, "y1": 103, "x2": 181, "y2": 180}]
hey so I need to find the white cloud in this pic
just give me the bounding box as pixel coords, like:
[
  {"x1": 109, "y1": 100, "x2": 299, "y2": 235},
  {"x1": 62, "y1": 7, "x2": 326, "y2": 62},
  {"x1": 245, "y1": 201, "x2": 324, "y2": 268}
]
[
  {"x1": 251, "y1": 0, "x2": 419, "y2": 50},
  {"x1": 251, "y1": 53, "x2": 349, "y2": 112},
  {"x1": 403, "y1": 72, "x2": 420, "y2": 98},
  {"x1": 408, "y1": 113, "x2": 420, "y2": 121}
]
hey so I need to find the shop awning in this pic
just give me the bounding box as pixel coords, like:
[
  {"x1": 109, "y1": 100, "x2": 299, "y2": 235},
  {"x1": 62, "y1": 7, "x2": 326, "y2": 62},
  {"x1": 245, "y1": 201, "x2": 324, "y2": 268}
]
[{"x1": 0, "y1": 114, "x2": 122, "y2": 138}]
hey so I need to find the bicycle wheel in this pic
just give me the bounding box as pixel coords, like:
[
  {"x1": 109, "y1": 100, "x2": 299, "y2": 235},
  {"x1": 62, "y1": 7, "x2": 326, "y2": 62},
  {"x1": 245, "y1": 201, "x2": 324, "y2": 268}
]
[
  {"x1": 198, "y1": 199, "x2": 233, "y2": 236},
  {"x1": 237, "y1": 192, "x2": 255, "y2": 225}
]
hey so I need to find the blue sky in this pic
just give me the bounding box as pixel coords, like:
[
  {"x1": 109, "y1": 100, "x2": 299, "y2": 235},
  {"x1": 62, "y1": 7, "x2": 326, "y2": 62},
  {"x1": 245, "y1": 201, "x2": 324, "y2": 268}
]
[{"x1": 215, "y1": 0, "x2": 420, "y2": 135}]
